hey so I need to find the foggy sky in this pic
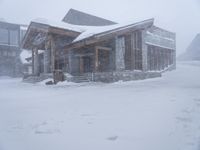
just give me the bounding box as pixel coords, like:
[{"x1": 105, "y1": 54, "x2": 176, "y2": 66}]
[{"x1": 0, "y1": 0, "x2": 200, "y2": 55}]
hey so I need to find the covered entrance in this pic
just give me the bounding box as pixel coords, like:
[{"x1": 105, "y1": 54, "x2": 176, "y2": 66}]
[
  {"x1": 95, "y1": 46, "x2": 112, "y2": 72},
  {"x1": 80, "y1": 56, "x2": 92, "y2": 73}
]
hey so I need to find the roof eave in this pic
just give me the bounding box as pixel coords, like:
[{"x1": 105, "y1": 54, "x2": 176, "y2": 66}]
[{"x1": 21, "y1": 21, "x2": 82, "y2": 50}]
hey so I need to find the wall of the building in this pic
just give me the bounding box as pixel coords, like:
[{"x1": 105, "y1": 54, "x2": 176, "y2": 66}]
[
  {"x1": 67, "y1": 30, "x2": 144, "y2": 76},
  {"x1": 145, "y1": 26, "x2": 176, "y2": 71},
  {"x1": 65, "y1": 26, "x2": 176, "y2": 78},
  {"x1": 0, "y1": 21, "x2": 25, "y2": 77},
  {"x1": 123, "y1": 31, "x2": 143, "y2": 71},
  {"x1": 0, "y1": 45, "x2": 17, "y2": 76}
]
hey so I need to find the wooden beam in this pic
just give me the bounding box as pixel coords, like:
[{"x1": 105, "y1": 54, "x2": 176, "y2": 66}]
[
  {"x1": 95, "y1": 46, "x2": 112, "y2": 51},
  {"x1": 49, "y1": 27, "x2": 80, "y2": 37},
  {"x1": 74, "y1": 53, "x2": 94, "y2": 57}
]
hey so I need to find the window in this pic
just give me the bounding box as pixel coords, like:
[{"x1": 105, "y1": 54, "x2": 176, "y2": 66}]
[
  {"x1": 7, "y1": 51, "x2": 16, "y2": 57},
  {"x1": 20, "y1": 29, "x2": 26, "y2": 42},
  {"x1": 3, "y1": 51, "x2": 7, "y2": 56},
  {"x1": 133, "y1": 31, "x2": 142, "y2": 70},
  {"x1": 0, "y1": 28, "x2": 9, "y2": 44},
  {"x1": 10, "y1": 30, "x2": 19, "y2": 46},
  {"x1": 11, "y1": 51, "x2": 16, "y2": 57}
]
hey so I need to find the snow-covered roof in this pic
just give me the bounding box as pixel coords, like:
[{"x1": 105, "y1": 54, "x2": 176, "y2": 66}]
[
  {"x1": 72, "y1": 18, "x2": 154, "y2": 42},
  {"x1": 23, "y1": 17, "x2": 154, "y2": 50},
  {"x1": 72, "y1": 25, "x2": 120, "y2": 42},
  {"x1": 20, "y1": 25, "x2": 28, "y2": 31},
  {"x1": 31, "y1": 18, "x2": 154, "y2": 43},
  {"x1": 32, "y1": 18, "x2": 86, "y2": 33}
]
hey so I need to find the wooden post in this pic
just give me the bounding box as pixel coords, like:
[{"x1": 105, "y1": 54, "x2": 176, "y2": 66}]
[
  {"x1": 164, "y1": 51, "x2": 167, "y2": 68},
  {"x1": 159, "y1": 50, "x2": 161, "y2": 70},
  {"x1": 32, "y1": 48, "x2": 34, "y2": 75},
  {"x1": 95, "y1": 47, "x2": 99, "y2": 72},
  {"x1": 161, "y1": 50, "x2": 165, "y2": 70},
  {"x1": 173, "y1": 34, "x2": 176, "y2": 69},
  {"x1": 80, "y1": 57, "x2": 84, "y2": 73},
  {"x1": 156, "y1": 49, "x2": 159, "y2": 70},
  {"x1": 68, "y1": 50, "x2": 73, "y2": 74},
  {"x1": 50, "y1": 35, "x2": 56, "y2": 73},
  {"x1": 33, "y1": 48, "x2": 39, "y2": 75},
  {"x1": 141, "y1": 30, "x2": 148, "y2": 72},
  {"x1": 44, "y1": 37, "x2": 51, "y2": 74},
  {"x1": 115, "y1": 36, "x2": 125, "y2": 71},
  {"x1": 130, "y1": 33, "x2": 135, "y2": 70},
  {"x1": 153, "y1": 48, "x2": 156, "y2": 70}
]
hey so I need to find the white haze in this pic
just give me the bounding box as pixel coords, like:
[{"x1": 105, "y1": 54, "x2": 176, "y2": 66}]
[{"x1": 0, "y1": 0, "x2": 200, "y2": 55}]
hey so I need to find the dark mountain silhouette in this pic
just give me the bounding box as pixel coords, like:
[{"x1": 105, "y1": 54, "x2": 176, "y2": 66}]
[{"x1": 179, "y1": 34, "x2": 200, "y2": 61}]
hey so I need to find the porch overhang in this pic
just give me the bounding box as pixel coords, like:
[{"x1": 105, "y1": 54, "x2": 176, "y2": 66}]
[{"x1": 21, "y1": 21, "x2": 81, "y2": 50}]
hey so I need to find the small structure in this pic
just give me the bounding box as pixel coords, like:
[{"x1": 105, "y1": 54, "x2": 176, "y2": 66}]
[
  {"x1": 0, "y1": 21, "x2": 27, "y2": 76},
  {"x1": 22, "y1": 9, "x2": 176, "y2": 83}
]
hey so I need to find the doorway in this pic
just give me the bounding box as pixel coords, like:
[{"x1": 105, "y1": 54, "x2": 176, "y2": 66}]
[
  {"x1": 80, "y1": 56, "x2": 92, "y2": 74},
  {"x1": 95, "y1": 46, "x2": 112, "y2": 72}
]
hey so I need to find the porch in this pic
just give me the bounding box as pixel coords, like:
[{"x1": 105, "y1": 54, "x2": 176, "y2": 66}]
[{"x1": 68, "y1": 45, "x2": 114, "y2": 76}]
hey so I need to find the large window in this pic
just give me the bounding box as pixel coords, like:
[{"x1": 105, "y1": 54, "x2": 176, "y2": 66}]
[
  {"x1": 0, "y1": 28, "x2": 9, "y2": 44},
  {"x1": 133, "y1": 31, "x2": 142, "y2": 70},
  {"x1": 20, "y1": 29, "x2": 26, "y2": 42},
  {"x1": 9, "y1": 30, "x2": 19, "y2": 46}
]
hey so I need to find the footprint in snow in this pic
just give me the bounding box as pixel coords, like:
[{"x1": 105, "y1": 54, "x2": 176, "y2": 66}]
[
  {"x1": 32, "y1": 121, "x2": 48, "y2": 129},
  {"x1": 107, "y1": 136, "x2": 118, "y2": 141},
  {"x1": 35, "y1": 129, "x2": 60, "y2": 134},
  {"x1": 182, "y1": 109, "x2": 191, "y2": 114},
  {"x1": 176, "y1": 117, "x2": 193, "y2": 123},
  {"x1": 170, "y1": 99, "x2": 176, "y2": 102},
  {"x1": 194, "y1": 98, "x2": 200, "y2": 102},
  {"x1": 194, "y1": 98, "x2": 200, "y2": 106}
]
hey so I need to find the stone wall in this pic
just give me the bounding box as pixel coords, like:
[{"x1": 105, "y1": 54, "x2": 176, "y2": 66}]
[{"x1": 81, "y1": 71, "x2": 161, "y2": 83}]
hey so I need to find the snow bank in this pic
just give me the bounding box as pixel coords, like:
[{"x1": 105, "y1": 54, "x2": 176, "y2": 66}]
[
  {"x1": 1, "y1": 62, "x2": 200, "y2": 150},
  {"x1": 20, "y1": 49, "x2": 32, "y2": 64}
]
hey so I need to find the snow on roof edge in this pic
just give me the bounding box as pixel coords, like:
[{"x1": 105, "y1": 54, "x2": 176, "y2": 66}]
[
  {"x1": 73, "y1": 18, "x2": 154, "y2": 43},
  {"x1": 32, "y1": 18, "x2": 86, "y2": 33}
]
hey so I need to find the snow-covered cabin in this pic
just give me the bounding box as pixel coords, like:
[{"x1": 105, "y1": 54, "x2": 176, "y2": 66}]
[{"x1": 21, "y1": 9, "x2": 176, "y2": 83}]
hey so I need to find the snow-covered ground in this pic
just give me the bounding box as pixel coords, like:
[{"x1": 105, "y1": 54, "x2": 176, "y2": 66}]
[{"x1": 0, "y1": 62, "x2": 200, "y2": 150}]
